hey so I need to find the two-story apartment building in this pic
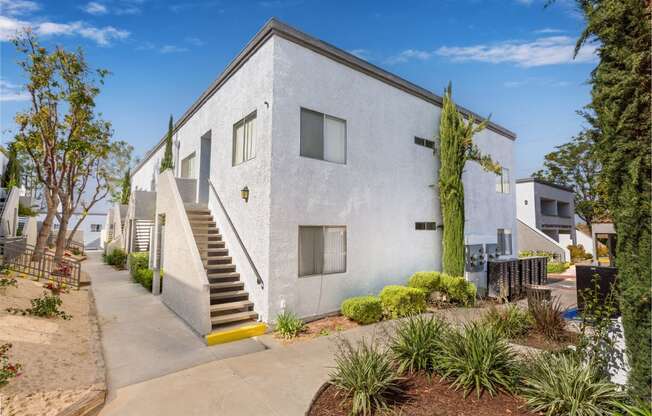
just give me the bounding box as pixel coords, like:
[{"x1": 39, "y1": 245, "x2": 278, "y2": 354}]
[
  {"x1": 119, "y1": 19, "x2": 518, "y2": 341},
  {"x1": 516, "y1": 177, "x2": 575, "y2": 260}
]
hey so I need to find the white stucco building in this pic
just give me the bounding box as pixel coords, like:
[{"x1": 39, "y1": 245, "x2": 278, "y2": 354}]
[{"x1": 121, "y1": 19, "x2": 518, "y2": 338}]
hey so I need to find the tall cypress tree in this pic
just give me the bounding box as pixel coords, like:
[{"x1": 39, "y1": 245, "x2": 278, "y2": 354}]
[
  {"x1": 159, "y1": 115, "x2": 174, "y2": 172},
  {"x1": 2, "y1": 142, "x2": 21, "y2": 190},
  {"x1": 119, "y1": 168, "x2": 131, "y2": 205},
  {"x1": 438, "y1": 84, "x2": 500, "y2": 276},
  {"x1": 574, "y1": 0, "x2": 651, "y2": 400}
]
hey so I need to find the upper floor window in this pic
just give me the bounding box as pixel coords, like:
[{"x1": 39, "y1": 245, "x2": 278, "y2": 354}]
[
  {"x1": 181, "y1": 152, "x2": 196, "y2": 178},
  {"x1": 91, "y1": 224, "x2": 102, "y2": 232},
  {"x1": 300, "y1": 108, "x2": 346, "y2": 164},
  {"x1": 233, "y1": 111, "x2": 256, "y2": 166},
  {"x1": 496, "y1": 167, "x2": 510, "y2": 194}
]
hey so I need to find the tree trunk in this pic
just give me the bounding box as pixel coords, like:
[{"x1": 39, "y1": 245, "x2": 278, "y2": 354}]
[
  {"x1": 66, "y1": 212, "x2": 87, "y2": 248},
  {"x1": 32, "y1": 193, "x2": 59, "y2": 261},
  {"x1": 54, "y1": 209, "x2": 71, "y2": 261}
]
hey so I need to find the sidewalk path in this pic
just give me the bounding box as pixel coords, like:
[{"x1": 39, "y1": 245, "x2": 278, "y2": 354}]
[{"x1": 85, "y1": 252, "x2": 265, "y2": 393}]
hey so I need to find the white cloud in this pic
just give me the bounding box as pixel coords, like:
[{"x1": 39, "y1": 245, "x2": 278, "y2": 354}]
[
  {"x1": 0, "y1": 0, "x2": 40, "y2": 16},
  {"x1": 0, "y1": 15, "x2": 129, "y2": 46},
  {"x1": 185, "y1": 36, "x2": 204, "y2": 46},
  {"x1": 504, "y1": 78, "x2": 573, "y2": 88},
  {"x1": 348, "y1": 48, "x2": 371, "y2": 60},
  {"x1": 385, "y1": 49, "x2": 433, "y2": 64},
  {"x1": 160, "y1": 45, "x2": 188, "y2": 54},
  {"x1": 514, "y1": 0, "x2": 534, "y2": 5},
  {"x1": 82, "y1": 2, "x2": 108, "y2": 15},
  {"x1": 534, "y1": 28, "x2": 565, "y2": 34},
  {"x1": 0, "y1": 79, "x2": 29, "y2": 102},
  {"x1": 436, "y1": 36, "x2": 597, "y2": 67}
]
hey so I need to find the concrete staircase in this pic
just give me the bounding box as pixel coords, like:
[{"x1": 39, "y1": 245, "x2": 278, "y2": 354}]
[
  {"x1": 133, "y1": 220, "x2": 153, "y2": 252},
  {"x1": 185, "y1": 206, "x2": 259, "y2": 331}
]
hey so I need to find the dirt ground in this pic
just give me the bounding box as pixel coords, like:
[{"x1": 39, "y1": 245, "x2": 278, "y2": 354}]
[
  {"x1": 274, "y1": 315, "x2": 360, "y2": 344},
  {"x1": 0, "y1": 275, "x2": 104, "y2": 416}
]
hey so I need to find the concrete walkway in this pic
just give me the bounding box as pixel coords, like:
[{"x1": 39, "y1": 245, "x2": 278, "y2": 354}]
[{"x1": 86, "y1": 252, "x2": 265, "y2": 392}]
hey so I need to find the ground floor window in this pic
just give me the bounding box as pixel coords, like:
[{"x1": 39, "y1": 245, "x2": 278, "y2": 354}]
[
  {"x1": 497, "y1": 228, "x2": 512, "y2": 256},
  {"x1": 90, "y1": 224, "x2": 102, "y2": 232},
  {"x1": 299, "y1": 226, "x2": 346, "y2": 277}
]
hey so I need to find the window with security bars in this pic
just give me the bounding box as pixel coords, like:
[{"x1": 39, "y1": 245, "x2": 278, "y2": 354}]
[
  {"x1": 299, "y1": 226, "x2": 346, "y2": 277},
  {"x1": 233, "y1": 111, "x2": 256, "y2": 165}
]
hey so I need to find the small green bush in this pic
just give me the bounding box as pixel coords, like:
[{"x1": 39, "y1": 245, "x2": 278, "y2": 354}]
[
  {"x1": 330, "y1": 338, "x2": 403, "y2": 416},
  {"x1": 275, "y1": 310, "x2": 305, "y2": 339},
  {"x1": 341, "y1": 296, "x2": 383, "y2": 325},
  {"x1": 379, "y1": 285, "x2": 426, "y2": 319},
  {"x1": 438, "y1": 322, "x2": 518, "y2": 398},
  {"x1": 105, "y1": 248, "x2": 127, "y2": 268},
  {"x1": 18, "y1": 203, "x2": 37, "y2": 217},
  {"x1": 529, "y1": 297, "x2": 567, "y2": 341},
  {"x1": 407, "y1": 271, "x2": 442, "y2": 295},
  {"x1": 129, "y1": 253, "x2": 153, "y2": 291},
  {"x1": 481, "y1": 304, "x2": 533, "y2": 339},
  {"x1": 520, "y1": 352, "x2": 624, "y2": 416},
  {"x1": 568, "y1": 244, "x2": 588, "y2": 262},
  {"x1": 548, "y1": 261, "x2": 571, "y2": 274},
  {"x1": 6, "y1": 291, "x2": 71, "y2": 320},
  {"x1": 390, "y1": 315, "x2": 448, "y2": 374},
  {"x1": 440, "y1": 274, "x2": 477, "y2": 306},
  {"x1": 129, "y1": 252, "x2": 149, "y2": 272},
  {"x1": 134, "y1": 268, "x2": 154, "y2": 291}
]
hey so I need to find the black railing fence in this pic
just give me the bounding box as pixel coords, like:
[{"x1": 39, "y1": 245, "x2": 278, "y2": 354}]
[{"x1": 46, "y1": 234, "x2": 85, "y2": 256}]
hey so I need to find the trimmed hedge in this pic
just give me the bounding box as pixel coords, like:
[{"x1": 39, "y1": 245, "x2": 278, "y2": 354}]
[
  {"x1": 105, "y1": 248, "x2": 127, "y2": 268},
  {"x1": 407, "y1": 271, "x2": 443, "y2": 295},
  {"x1": 440, "y1": 274, "x2": 476, "y2": 306},
  {"x1": 341, "y1": 296, "x2": 383, "y2": 324},
  {"x1": 129, "y1": 252, "x2": 153, "y2": 291},
  {"x1": 379, "y1": 285, "x2": 426, "y2": 319},
  {"x1": 547, "y1": 262, "x2": 571, "y2": 274},
  {"x1": 134, "y1": 268, "x2": 154, "y2": 291}
]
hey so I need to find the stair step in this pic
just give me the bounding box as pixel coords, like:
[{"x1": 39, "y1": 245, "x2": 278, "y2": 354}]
[
  {"x1": 209, "y1": 281, "x2": 244, "y2": 291},
  {"x1": 210, "y1": 311, "x2": 258, "y2": 326},
  {"x1": 210, "y1": 290, "x2": 249, "y2": 301},
  {"x1": 207, "y1": 271, "x2": 240, "y2": 280},
  {"x1": 210, "y1": 300, "x2": 253, "y2": 313},
  {"x1": 204, "y1": 256, "x2": 232, "y2": 262}
]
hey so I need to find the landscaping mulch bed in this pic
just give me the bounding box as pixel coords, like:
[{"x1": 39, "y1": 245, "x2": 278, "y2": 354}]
[
  {"x1": 308, "y1": 373, "x2": 535, "y2": 416},
  {"x1": 513, "y1": 330, "x2": 578, "y2": 352},
  {"x1": 275, "y1": 315, "x2": 359, "y2": 344}
]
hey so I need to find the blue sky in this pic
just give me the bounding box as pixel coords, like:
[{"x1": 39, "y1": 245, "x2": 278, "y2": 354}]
[{"x1": 0, "y1": 0, "x2": 596, "y2": 177}]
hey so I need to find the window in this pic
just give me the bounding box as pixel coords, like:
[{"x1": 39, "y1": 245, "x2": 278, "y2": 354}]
[
  {"x1": 415, "y1": 222, "x2": 437, "y2": 230},
  {"x1": 414, "y1": 136, "x2": 435, "y2": 149},
  {"x1": 299, "y1": 226, "x2": 346, "y2": 276},
  {"x1": 497, "y1": 228, "x2": 512, "y2": 256},
  {"x1": 496, "y1": 168, "x2": 510, "y2": 193},
  {"x1": 53, "y1": 223, "x2": 59, "y2": 230},
  {"x1": 91, "y1": 224, "x2": 102, "y2": 232},
  {"x1": 233, "y1": 111, "x2": 256, "y2": 165},
  {"x1": 180, "y1": 152, "x2": 196, "y2": 178},
  {"x1": 300, "y1": 108, "x2": 346, "y2": 164}
]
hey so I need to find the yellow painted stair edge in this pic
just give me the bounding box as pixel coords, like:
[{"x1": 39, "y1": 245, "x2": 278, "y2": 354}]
[{"x1": 205, "y1": 322, "x2": 267, "y2": 346}]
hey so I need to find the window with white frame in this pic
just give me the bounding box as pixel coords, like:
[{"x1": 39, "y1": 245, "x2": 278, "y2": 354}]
[
  {"x1": 300, "y1": 108, "x2": 346, "y2": 164},
  {"x1": 180, "y1": 152, "x2": 196, "y2": 178},
  {"x1": 299, "y1": 226, "x2": 346, "y2": 277},
  {"x1": 233, "y1": 111, "x2": 256, "y2": 166},
  {"x1": 496, "y1": 167, "x2": 510, "y2": 193},
  {"x1": 497, "y1": 228, "x2": 512, "y2": 256},
  {"x1": 90, "y1": 224, "x2": 102, "y2": 232}
]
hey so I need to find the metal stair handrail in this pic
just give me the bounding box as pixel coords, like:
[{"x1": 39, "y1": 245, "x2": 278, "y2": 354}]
[{"x1": 207, "y1": 178, "x2": 264, "y2": 289}]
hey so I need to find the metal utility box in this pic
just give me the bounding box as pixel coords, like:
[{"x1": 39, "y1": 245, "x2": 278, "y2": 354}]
[
  {"x1": 519, "y1": 256, "x2": 548, "y2": 286},
  {"x1": 487, "y1": 259, "x2": 519, "y2": 300},
  {"x1": 465, "y1": 244, "x2": 485, "y2": 272}
]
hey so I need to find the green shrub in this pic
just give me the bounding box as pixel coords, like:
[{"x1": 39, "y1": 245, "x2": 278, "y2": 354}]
[
  {"x1": 134, "y1": 268, "x2": 153, "y2": 291},
  {"x1": 329, "y1": 338, "x2": 403, "y2": 415},
  {"x1": 341, "y1": 296, "x2": 383, "y2": 325},
  {"x1": 481, "y1": 304, "x2": 532, "y2": 339},
  {"x1": 6, "y1": 291, "x2": 71, "y2": 320},
  {"x1": 520, "y1": 353, "x2": 624, "y2": 416},
  {"x1": 548, "y1": 261, "x2": 571, "y2": 274},
  {"x1": 129, "y1": 252, "x2": 149, "y2": 273},
  {"x1": 18, "y1": 203, "x2": 37, "y2": 217},
  {"x1": 568, "y1": 244, "x2": 588, "y2": 262},
  {"x1": 275, "y1": 310, "x2": 305, "y2": 339},
  {"x1": 407, "y1": 271, "x2": 442, "y2": 295},
  {"x1": 438, "y1": 322, "x2": 518, "y2": 398},
  {"x1": 0, "y1": 343, "x2": 21, "y2": 387},
  {"x1": 379, "y1": 285, "x2": 426, "y2": 319},
  {"x1": 529, "y1": 297, "x2": 567, "y2": 341},
  {"x1": 614, "y1": 402, "x2": 652, "y2": 416},
  {"x1": 390, "y1": 315, "x2": 448, "y2": 374},
  {"x1": 440, "y1": 274, "x2": 476, "y2": 306},
  {"x1": 105, "y1": 248, "x2": 127, "y2": 268},
  {"x1": 519, "y1": 250, "x2": 558, "y2": 261}
]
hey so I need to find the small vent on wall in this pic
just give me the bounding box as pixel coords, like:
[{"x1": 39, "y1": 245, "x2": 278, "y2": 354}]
[
  {"x1": 415, "y1": 222, "x2": 437, "y2": 231},
  {"x1": 414, "y1": 136, "x2": 435, "y2": 149}
]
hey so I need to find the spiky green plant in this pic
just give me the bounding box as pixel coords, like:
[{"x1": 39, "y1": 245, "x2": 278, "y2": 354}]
[
  {"x1": 330, "y1": 338, "x2": 403, "y2": 416},
  {"x1": 274, "y1": 310, "x2": 305, "y2": 339},
  {"x1": 159, "y1": 115, "x2": 174, "y2": 172},
  {"x1": 437, "y1": 84, "x2": 500, "y2": 275},
  {"x1": 481, "y1": 304, "x2": 533, "y2": 339},
  {"x1": 390, "y1": 315, "x2": 448, "y2": 374},
  {"x1": 520, "y1": 352, "x2": 625, "y2": 416},
  {"x1": 438, "y1": 321, "x2": 518, "y2": 398}
]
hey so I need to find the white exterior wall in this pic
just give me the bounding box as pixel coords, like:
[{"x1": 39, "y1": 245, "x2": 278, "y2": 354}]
[
  {"x1": 40, "y1": 212, "x2": 106, "y2": 249},
  {"x1": 516, "y1": 180, "x2": 576, "y2": 244},
  {"x1": 516, "y1": 181, "x2": 536, "y2": 227},
  {"x1": 267, "y1": 37, "x2": 516, "y2": 320},
  {"x1": 132, "y1": 145, "x2": 167, "y2": 192}
]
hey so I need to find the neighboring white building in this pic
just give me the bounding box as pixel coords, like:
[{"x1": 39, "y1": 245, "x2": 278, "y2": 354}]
[
  {"x1": 39, "y1": 211, "x2": 107, "y2": 250},
  {"x1": 121, "y1": 19, "x2": 518, "y2": 338},
  {"x1": 516, "y1": 177, "x2": 575, "y2": 261}
]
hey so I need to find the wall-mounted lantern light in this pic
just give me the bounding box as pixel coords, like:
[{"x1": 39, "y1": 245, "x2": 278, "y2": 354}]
[{"x1": 241, "y1": 186, "x2": 250, "y2": 203}]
